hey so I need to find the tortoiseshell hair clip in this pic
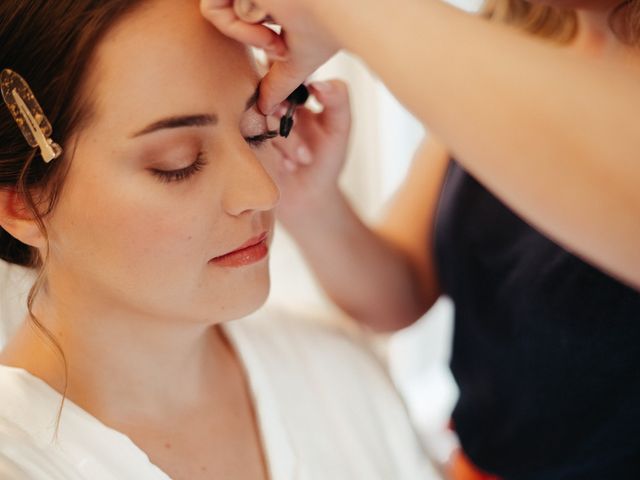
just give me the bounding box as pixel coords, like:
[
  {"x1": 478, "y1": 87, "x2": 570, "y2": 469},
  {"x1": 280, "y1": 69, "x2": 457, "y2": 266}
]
[{"x1": 1, "y1": 69, "x2": 62, "y2": 163}]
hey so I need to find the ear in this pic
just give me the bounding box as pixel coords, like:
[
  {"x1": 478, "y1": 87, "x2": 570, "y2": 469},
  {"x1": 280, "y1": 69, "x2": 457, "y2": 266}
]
[{"x1": 0, "y1": 188, "x2": 46, "y2": 250}]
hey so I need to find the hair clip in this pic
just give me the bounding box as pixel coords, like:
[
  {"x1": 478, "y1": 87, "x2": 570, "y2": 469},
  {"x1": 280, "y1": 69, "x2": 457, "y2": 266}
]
[{"x1": 1, "y1": 69, "x2": 62, "y2": 163}]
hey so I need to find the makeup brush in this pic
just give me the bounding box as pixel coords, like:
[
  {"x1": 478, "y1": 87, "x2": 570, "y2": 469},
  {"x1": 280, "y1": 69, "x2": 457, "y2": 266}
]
[{"x1": 279, "y1": 84, "x2": 310, "y2": 138}]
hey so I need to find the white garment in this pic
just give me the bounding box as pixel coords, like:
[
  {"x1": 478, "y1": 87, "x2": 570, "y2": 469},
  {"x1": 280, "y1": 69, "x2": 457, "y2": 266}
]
[
  {"x1": 0, "y1": 419, "x2": 84, "y2": 480},
  {"x1": 0, "y1": 261, "x2": 34, "y2": 346},
  {"x1": 0, "y1": 313, "x2": 441, "y2": 479}
]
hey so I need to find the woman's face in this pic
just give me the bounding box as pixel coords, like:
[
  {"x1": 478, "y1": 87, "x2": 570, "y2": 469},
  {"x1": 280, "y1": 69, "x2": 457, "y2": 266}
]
[{"x1": 45, "y1": 0, "x2": 280, "y2": 324}]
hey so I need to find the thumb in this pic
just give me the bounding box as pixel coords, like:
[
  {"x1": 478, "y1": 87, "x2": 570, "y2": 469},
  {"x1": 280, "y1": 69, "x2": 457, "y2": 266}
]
[
  {"x1": 258, "y1": 61, "x2": 310, "y2": 115},
  {"x1": 200, "y1": 0, "x2": 286, "y2": 55}
]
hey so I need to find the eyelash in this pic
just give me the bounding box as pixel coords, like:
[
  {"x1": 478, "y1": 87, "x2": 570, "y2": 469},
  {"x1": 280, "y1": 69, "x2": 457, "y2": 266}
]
[
  {"x1": 152, "y1": 130, "x2": 278, "y2": 184},
  {"x1": 246, "y1": 130, "x2": 278, "y2": 147}
]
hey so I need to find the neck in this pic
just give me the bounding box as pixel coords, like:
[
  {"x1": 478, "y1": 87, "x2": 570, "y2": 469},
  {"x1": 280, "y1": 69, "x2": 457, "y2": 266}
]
[{"x1": 0, "y1": 289, "x2": 234, "y2": 423}]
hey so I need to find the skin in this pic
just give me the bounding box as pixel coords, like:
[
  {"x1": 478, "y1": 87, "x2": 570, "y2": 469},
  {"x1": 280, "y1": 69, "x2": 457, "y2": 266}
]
[
  {"x1": 0, "y1": 1, "x2": 283, "y2": 478},
  {"x1": 203, "y1": 0, "x2": 640, "y2": 292},
  {"x1": 257, "y1": 0, "x2": 638, "y2": 332}
]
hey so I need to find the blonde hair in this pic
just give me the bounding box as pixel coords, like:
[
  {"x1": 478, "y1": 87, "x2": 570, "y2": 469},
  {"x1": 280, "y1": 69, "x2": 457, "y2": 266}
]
[{"x1": 482, "y1": 0, "x2": 640, "y2": 46}]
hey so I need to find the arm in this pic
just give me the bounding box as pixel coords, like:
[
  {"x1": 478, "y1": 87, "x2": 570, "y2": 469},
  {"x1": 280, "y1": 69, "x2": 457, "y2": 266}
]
[
  {"x1": 203, "y1": 0, "x2": 640, "y2": 290},
  {"x1": 283, "y1": 140, "x2": 448, "y2": 332},
  {"x1": 268, "y1": 80, "x2": 448, "y2": 331},
  {"x1": 374, "y1": 137, "x2": 450, "y2": 323},
  {"x1": 316, "y1": 0, "x2": 640, "y2": 290},
  {"x1": 283, "y1": 189, "x2": 430, "y2": 332}
]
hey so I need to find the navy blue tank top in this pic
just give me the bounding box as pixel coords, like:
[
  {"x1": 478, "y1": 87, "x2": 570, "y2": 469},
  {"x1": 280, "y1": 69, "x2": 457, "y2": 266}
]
[{"x1": 434, "y1": 160, "x2": 640, "y2": 479}]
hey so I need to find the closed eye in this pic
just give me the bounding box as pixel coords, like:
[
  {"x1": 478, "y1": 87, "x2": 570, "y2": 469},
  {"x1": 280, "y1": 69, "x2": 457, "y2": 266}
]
[
  {"x1": 151, "y1": 153, "x2": 207, "y2": 184},
  {"x1": 150, "y1": 129, "x2": 278, "y2": 184}
]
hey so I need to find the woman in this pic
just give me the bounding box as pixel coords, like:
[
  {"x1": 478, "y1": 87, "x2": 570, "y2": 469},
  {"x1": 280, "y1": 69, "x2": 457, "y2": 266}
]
[
  {"x1": 205, "y1": 0, "x2": 640, "y2": 478},
  {"x1": 0, "y1": 1, "x2": 436, "y2": 479}
]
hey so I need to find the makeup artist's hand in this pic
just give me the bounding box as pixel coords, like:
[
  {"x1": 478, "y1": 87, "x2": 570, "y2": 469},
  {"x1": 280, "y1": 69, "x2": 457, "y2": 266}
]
[
  {"x1": 200, "y1": 0, "x2": 339, "y2": 114},
  {"x1": 263, "y1": 80, "x2": 351, "y2": 226}
]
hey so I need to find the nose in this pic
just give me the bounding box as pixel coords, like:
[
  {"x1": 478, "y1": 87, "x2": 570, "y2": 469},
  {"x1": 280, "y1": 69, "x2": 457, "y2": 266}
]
[{"x1": 221, "y1": 140, "x2": 280, "y2": 216}]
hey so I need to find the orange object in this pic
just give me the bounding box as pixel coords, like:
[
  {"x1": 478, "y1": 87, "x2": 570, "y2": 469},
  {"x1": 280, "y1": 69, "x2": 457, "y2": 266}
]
[{"x1": 448, "y1": 449, "x2": 502, "y2": 480}]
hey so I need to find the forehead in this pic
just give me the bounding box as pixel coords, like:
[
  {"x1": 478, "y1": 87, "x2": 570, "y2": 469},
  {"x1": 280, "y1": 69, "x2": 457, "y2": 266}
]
[{"x1": 84, "y1": 0, "x2": 258, "y2": 132}]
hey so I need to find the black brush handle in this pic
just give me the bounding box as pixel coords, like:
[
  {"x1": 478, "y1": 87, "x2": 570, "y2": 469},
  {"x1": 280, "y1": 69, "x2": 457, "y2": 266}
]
[
  {"x1": 287, "y1": 84, "x2": 309, "y2": 105},
  {"x1": 279, "y1": 115, "x2": 294, "y2": 138}
]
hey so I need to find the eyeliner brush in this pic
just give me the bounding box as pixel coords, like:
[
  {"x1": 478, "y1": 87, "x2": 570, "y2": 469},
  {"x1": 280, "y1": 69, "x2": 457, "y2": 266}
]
[{"x1": 279, "y1": 84, "x2": 310, "y2": 138}]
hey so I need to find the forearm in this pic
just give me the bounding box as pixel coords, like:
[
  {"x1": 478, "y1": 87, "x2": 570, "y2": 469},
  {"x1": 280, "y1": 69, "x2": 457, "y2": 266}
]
[
  {"x1": 310, "y1": 0, "x2": 640, "y2": 289},
  {"x1": 282, "y1": 191, "x2": 430, "y2": 332}
]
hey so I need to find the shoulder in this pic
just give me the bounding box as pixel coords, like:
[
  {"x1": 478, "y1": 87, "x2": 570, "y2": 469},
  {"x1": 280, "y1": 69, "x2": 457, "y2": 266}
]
[{"x1": 0, "y1": 417, "x2": 84, "y2": 480}]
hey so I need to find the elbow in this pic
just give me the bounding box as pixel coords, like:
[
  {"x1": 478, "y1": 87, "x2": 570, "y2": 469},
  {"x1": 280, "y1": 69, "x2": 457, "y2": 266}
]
[{"x1": 333, "y1": 295, "x2": 435, "y2": 334}]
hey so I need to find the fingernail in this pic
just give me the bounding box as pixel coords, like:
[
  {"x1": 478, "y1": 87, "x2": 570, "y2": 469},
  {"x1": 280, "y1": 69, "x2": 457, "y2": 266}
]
[
  {"x1": 263, "y1": 105, "x2": 277, "y2": 116},
  {"x1": 296, "y1": 145, "x2": 313, "y2": 165},
  {"x1": 311, "y1": 81, "x2": 332, "y2": 94},
  {"x1": 265, "y1": 38, "x2": 288, "y2": 61}
]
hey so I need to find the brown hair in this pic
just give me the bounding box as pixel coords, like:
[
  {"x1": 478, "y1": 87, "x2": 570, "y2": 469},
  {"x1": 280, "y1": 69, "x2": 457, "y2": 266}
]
[
  {"x1": 1, "y1": 0, "x2": 149, "y2": 425},
  {"x1": 482, "y1": 0, "x2": 640, "y2": 46}
]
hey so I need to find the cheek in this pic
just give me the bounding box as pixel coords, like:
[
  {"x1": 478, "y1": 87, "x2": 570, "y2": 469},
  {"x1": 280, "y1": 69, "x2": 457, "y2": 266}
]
[{"x1": 49, "y1": 166, "x2": 220, "y2": 284}]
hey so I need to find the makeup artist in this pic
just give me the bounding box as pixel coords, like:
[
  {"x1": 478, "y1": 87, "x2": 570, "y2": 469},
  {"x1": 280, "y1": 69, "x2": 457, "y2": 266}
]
[{"x1": 201, "y1": 0, "x2": 640, "y2": 479}]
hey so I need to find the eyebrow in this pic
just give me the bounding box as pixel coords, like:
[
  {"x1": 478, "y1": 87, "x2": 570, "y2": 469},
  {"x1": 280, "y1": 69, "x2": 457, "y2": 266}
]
[
  {"x1": 131, "y1": 114, "x2": 218, "y2": 138},
  {"x1": 130, "y1": 85, "x2": 260, "y2": 138}
]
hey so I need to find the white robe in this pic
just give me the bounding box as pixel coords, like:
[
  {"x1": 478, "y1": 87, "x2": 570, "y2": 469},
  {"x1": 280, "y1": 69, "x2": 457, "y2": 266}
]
[{"x1": 0, "y1": 312, "x2": 441, "y2": 479}]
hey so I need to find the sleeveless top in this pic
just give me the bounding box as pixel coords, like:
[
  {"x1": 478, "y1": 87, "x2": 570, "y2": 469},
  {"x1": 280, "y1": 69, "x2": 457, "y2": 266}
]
[{"x1": 434, "y1": 160, "x2": 640, "y2": 479}]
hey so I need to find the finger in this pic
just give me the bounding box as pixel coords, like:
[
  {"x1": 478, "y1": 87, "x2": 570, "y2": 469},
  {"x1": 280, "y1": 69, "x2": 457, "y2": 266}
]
[
  {"x1": 272, "y1": 132, "x2": 314, "y2": 166},
  {"x1": 288, "y1": 107, "x2": 323, "y2": 149},
  {"x1": 271, "y1": 140, "x2": 299, "y2": 172},
  {"x1": 258, "y1": 61, "x2": 312, "y2": 115},
  {"x1": 308, "y1": 80, "x2": 351, "y2": 135},
  {"x1": 200, "y1": 2, "x2": 287, "y2": 57}
]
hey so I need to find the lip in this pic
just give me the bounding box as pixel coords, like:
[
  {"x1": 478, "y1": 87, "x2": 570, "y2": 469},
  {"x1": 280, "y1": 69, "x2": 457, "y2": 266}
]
[
  {"x1": 233, "y1": 232, "x2": 268, "y2": 253},
  {"x1": 209, "y1": 231, "x2": 269, "y2": 268}
]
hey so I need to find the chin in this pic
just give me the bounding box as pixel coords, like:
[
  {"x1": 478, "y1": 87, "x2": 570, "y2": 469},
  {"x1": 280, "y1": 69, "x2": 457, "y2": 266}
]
[
  {"x1": 219, "y1": 267, "x2": 272, "y2": 322},
  {"x1": 240, "y1": 279, "x2": 271, "y2": 316}
]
